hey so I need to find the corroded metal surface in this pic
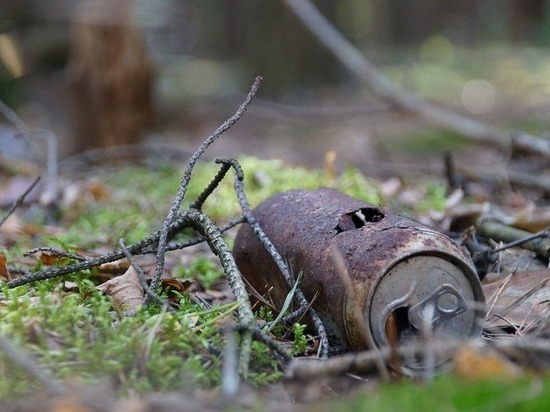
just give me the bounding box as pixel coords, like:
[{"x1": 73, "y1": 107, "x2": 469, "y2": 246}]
[{"x1": 234, "y1": 188, "x2": 485, "y2": 365}]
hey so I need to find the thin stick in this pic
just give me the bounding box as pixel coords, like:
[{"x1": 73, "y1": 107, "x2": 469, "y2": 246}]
[
  {"x1": 233, "y1": 324, "x2": 293, "y2": 364},
  {"x1": 477, "y1": 221, "x2": 549, "y2": 258},
  {"x1": 118, "y1": 238, "x2": 175, "y2": 313},
  {"x1": 281, "y1": 0, "x2": 550, "y2": 158},
  {"x1": 190, "y1": 159, "x2": 243, "y2": 210},
  {"x1": 140, "y1": 216, "x2": 246, "y2": 255},
  {"x1": 0, "y1": 100, "x2": 58, "y2": 205},
  {"x1": 286, "y1": 337, "x2": 550, "y2": 381},
  {"x1": 23, "y1": 246, "x2": 90, "y2": 262},
  {"x1": 7, "y1": 211, "x2": 242, "y2": 288},
  {"x1": 150, "y1": 77, "x2": 262, "y2": 302},
  {"x1": 222, "y1": 326, "x2": 239, "y2": 397},
  {"x1": 0, "y1": 176, "x2": 40, "y2": 227},
  {"x1": 7, "y1": 214, "x2": 187, "y2": 288}
]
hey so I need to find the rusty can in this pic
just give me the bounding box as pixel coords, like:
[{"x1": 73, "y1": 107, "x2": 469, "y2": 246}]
[{"x1": 234, "y1": 188, "x2": 485, "y2": 368}]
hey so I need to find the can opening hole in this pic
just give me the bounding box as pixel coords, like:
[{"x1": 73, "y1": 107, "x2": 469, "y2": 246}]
[
  {"x1": 336, "y1": 207, "x2": 384, "y2": 233},
  {"x1": 385, "y1": 306, "x2": 417, "y2": 345}
]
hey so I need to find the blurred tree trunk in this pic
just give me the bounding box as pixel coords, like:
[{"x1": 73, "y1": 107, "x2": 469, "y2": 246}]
[
  {"x1": 219, "y1": 0, "x2": 341, "y2": 97},
  {"x1": 69, "y1": 0, "x2": 156, "y2": 152},
  {"x1": 509, "y1": 0, "x2": 546, "y2": 43}
]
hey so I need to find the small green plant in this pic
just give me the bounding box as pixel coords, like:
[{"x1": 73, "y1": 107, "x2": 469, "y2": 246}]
[
  {"x1": 194, "y1": 257, "x2": 224, "y2": 290},
  {"x1": 418, "y1": 180, "x2": 448, "y2": 212},
  {"x1": 292, "y1": 323, "x2": 308, "y2": 355}
]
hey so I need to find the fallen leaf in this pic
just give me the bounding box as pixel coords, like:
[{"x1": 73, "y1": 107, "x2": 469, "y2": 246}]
[
  {"x1": 97, "y1": 266, "x2": 144, "y2": 313},
  {"x1": 37, "y1": 251, "x2": 61, "y2": 266},
  {"x1": 88, "y1": 179, "x2": 110, "y2": 200},
  {"x1": 453, "y1": 345, "x2": 521, "y2": 380},
  {"x1": 513, "y1": 206, "x2": 550, "y2": 232},
  {"x1": 483, "y1": 269, "x2": 550, "y2": 334},
  {"x1": 98, "y1": 258, "x2": 131, "y2": 274},
  {"x1": 159, "y1": 277, "x2": 193, "y2": 306},
  {"x1": 0, "y1": 253, "x2": 11, "y2": 280}
]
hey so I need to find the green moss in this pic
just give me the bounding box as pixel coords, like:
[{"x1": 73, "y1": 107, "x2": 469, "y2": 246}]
[
  {"x1": 0, "y1": 281, "x2": 233, "y2": 397},
  {"x1": 326, "y1": 374, "x2": 550, "y2": 412}
]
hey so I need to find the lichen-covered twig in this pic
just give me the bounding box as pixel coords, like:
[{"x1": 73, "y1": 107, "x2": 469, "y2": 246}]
[
  {"x1": 140, "y1": 216, "x2": 246, "y2": 255},
  {"x1": 7, "y1": 213, "x2": 191, "y2": 288},
  {"x1": 233, "y1": 173, "x2": 329, "y2": 358},
  {"x1": 190, "y1": 159, "x2": 243, "y2": 210},
  {"x1": 7, "y1": 211, "x2": 244, "y2": 289},
  {"x1": 235, "y1": 324, "x2": 293, "y2": 364},
  {"x1": 23, "y1": 246, "x2": 90, "y2": 262},
  {"x1": 150, "y1": 76, "x2": 263, "y2": 302},
  {"x1": 186, "y1": 208, "x2": 255, "y2": 378}
]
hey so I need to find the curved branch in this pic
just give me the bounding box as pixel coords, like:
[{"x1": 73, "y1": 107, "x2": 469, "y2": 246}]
[{"x1": 282, "y1": 0, "x2": 550, "y2": 158}]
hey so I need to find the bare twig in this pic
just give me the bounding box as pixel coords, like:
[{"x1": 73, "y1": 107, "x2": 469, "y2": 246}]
[
  {"x1": 0, "y1": 176, "x2": 40, "y2": 227},
  {"x1": 281, "y1": 0, "x2": 550, "y2": 158},
  {"x1": 286, "y1": 337, "x2": 550, "y2": 381},
  {"x1": 0, "y1": 100, "x2": 59, "y2": 204},
  {"x1": 233, "y1": 174, "x2": 329, "y2": 358},
  {"x1": 222, "y1": 326, "x2": 239, "y2": 397},
  {"x1": 140, "y1": 216, "x2": 246, "y2": 255},
  {"x1": 150, "y1": 76, "x2": 263, "y2": 302},
  {"x1": 233, "y1": 323, "x2": 293, "y2": 364},
  {"x1": 477, "y1": 221, "x2": 549, "y2": 258}
]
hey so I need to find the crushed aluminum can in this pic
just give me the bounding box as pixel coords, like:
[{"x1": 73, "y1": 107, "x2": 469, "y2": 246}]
[{"x1": 233, "y1": 188, "x2": 485, "y2": 369}]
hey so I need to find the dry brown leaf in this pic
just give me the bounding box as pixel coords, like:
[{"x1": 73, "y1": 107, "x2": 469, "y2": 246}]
[
  {"x1": 98, "y1": 258, "x2": 131, "y2": 274},
  {"x1": 88, "y1": 179, "x2": 110, "y2": 201},
  {"x1": 37, "y1": 251, "x2": 61, "y2": 266},
  {"x1": 0, "y1": 252, "x2": 11, "y2": 280},
  {"x1": 453, "y1": 345, "x2": 522, "y2": 380},
  {"x1": 513, "y1": 206, "x2": 550, "y2": 232},
  {"x1": 159, "y1": 277, "x2": 193, "y2": 306},
  {"x1": 97, "y1": 266, "x2": 144, "y2": 313},
  {"x1": 483, "y1": 269, "x2": 550, "y2": 332}
]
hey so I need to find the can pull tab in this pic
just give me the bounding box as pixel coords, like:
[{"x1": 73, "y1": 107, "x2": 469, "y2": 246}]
[{"x1": 408, "y1": 284, "x2": 468, "y2": 330}]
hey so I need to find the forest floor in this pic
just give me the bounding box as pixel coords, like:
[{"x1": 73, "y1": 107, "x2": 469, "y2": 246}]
[{"x1": 1, "y1": 69, "x2": 549, "y2": 410}]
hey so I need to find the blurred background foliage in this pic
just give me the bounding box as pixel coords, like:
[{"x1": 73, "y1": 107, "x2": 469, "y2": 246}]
[{"x1": 1, "y1": 0, "x2": 550, "y2": 159}]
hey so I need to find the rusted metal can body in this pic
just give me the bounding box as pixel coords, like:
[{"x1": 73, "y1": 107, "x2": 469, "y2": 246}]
[{"x1": 234, "y1": 188, "x2": 485, "y2": 365}]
